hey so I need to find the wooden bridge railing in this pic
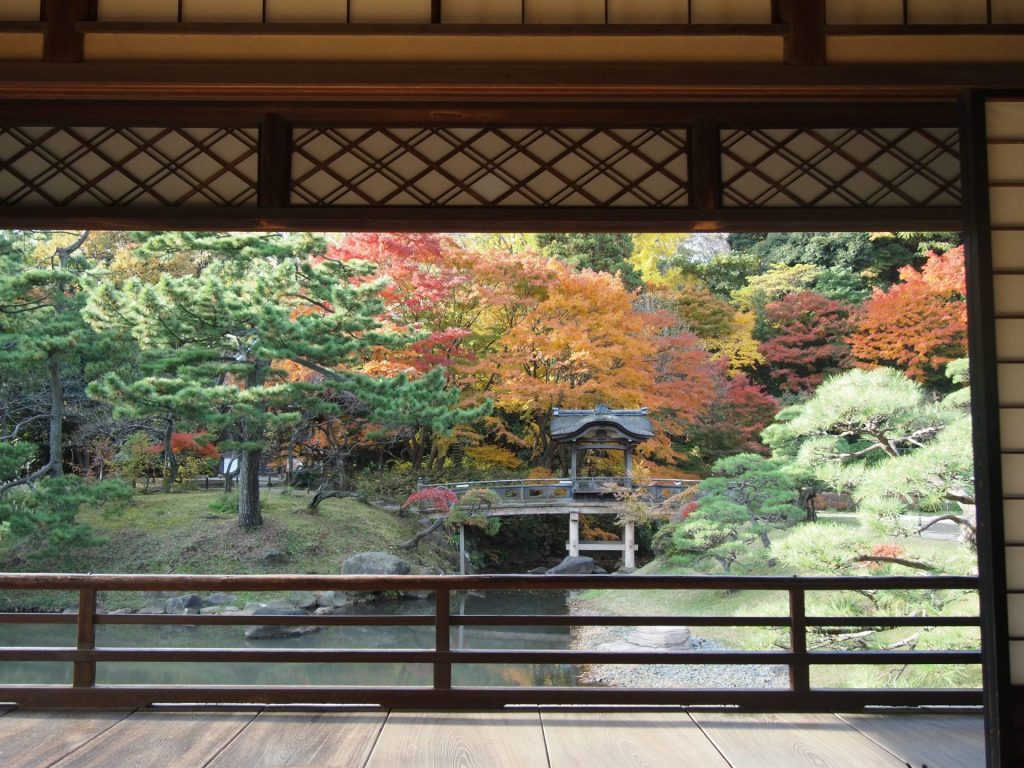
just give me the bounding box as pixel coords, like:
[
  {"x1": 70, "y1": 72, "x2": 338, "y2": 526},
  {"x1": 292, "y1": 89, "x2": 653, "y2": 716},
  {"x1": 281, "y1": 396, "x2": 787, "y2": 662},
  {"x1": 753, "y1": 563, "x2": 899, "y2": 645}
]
[
  {"x1": 0, "y1": 572, "x2": 980, "y2": 710},
  {"x1": 417, "y1": 477, "x2": 698, "y2": 511}
]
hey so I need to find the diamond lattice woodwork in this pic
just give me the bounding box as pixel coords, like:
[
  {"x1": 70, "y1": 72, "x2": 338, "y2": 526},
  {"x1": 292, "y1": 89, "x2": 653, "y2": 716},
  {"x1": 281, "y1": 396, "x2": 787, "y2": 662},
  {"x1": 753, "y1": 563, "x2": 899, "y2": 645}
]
[
  {"x1": 719, "y1": 127, "x2": 961, "y2": 208},
  {"x1": 290, "y1": 127, "x2": 690, "y2": 208},
  {"x1": 0, "y1": 127, "x2": 259, "y2": 207}
]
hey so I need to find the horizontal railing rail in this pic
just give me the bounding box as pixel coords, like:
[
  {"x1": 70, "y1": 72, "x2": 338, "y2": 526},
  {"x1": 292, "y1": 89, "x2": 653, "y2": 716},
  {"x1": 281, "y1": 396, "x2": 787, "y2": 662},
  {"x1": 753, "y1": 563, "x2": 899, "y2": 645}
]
[
  {"x1": 418, "y1": 477, "x2": 698, "y2": 511},
  {"x1": 0, "y1": 573, "x2": 981, "y2": 710}
]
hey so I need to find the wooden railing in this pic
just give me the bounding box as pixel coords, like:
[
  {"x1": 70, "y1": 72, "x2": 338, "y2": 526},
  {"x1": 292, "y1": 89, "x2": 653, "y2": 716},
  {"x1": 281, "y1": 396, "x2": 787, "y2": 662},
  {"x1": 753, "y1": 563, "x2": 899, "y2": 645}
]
[
  {"x1": 418, "y1": 477, "x2": 698, "y2": 511},
  {"x1": 0, "y1": 573, "x2": 980, "y2": 710}
]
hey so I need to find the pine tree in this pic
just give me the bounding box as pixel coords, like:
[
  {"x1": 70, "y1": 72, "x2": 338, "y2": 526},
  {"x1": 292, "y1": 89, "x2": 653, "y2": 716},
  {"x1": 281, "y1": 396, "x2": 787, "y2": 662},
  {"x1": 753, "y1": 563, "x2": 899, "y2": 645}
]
[
  {"x1": 0, "y1": 231, "x2": 131, "y2": 548},
  {"x1": 85, "y1": 233, "x2": 417, "y2": 529}
]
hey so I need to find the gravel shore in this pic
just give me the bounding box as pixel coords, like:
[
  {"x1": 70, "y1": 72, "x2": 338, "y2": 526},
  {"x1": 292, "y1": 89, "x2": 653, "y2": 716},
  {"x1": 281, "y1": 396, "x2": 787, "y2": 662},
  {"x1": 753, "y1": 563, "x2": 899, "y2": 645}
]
[{"x1": 571, "y1": 612, "x2": 789, "y2": 690}]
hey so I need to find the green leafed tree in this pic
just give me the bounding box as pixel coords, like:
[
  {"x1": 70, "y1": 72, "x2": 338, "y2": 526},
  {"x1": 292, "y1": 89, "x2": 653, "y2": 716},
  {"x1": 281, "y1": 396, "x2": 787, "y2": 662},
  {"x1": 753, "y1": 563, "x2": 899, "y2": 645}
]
[
  {"x1": 85, "y1": 233, "x2": 419, "y2": 529},
  {"x1": 535, "y1": 233, "x2": 641, "y2": 290}
]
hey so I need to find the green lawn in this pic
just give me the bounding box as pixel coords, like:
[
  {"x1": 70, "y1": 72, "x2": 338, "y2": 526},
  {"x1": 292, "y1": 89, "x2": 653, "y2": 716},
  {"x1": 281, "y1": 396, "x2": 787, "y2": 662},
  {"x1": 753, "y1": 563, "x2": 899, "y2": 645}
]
[{"x1": 0, "y1": 488, "x2": 451, "y2": 611}]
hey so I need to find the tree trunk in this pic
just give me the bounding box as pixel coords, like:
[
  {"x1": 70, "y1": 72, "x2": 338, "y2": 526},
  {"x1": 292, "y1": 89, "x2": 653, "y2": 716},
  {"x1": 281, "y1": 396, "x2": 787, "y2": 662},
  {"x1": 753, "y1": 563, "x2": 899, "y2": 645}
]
[
  {"x1": 161, "y1": 419, "x2": 179, "y2": 492},
  {"x1": 237, "y1": 450, "x2": 263, "y2": 528},
  {"x1": 47, "y1": 355, "x2": 63, "y2": 476}
]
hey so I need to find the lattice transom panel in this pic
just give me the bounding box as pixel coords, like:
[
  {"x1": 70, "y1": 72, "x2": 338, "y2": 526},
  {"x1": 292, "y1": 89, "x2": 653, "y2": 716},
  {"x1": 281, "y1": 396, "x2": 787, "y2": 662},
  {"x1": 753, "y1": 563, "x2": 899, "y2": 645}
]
[
  {"x1": 0, "y1": 127, "x2": 259, "y2": 207},
  {"x1": 291, "y1": 127, "x2": 689, "y2": 208},
  {"x1": 719, "y1": 127, "x2": 961, "y2": 208}
]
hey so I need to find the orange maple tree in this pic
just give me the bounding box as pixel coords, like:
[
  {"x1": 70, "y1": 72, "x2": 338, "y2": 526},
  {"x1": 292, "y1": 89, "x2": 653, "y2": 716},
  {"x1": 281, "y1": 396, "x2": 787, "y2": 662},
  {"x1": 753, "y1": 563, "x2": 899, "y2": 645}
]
[{"x1": 849, "y1": 246, "x2": 967, "y2": 385}]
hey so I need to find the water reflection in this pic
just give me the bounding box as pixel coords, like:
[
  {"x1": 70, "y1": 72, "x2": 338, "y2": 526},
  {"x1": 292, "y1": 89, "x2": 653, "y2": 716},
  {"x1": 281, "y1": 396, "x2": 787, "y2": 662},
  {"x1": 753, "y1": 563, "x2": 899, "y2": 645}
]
[{"x1": 0, "y1": 590, "x2": 577, "y2": 688}]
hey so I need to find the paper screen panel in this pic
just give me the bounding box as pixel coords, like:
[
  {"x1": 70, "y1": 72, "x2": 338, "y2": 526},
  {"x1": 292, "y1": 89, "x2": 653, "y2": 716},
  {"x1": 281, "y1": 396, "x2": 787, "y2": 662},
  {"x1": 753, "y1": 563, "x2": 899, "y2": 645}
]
[
  {"x1": 1007, "y1": 501, "x2": 1024, "y2": 545},
  {"x1": 690, "y1": 0, "x2": 769, "y2": 23},
  {"x1": 720, "y1": 127, "x2": 961, "y2": 208},
  {"x1": 442, "y1": 0, "x2": 523, "y2": 23},
  {"x1": 349, "y1": 0, "x2": 431, "y2": 23},
  {"x1": 291, "y1": 126, "x2": 689, "y2": 208},
  {"x1": 991, "y1": 188, "x2": 1024, "y2": 228},
  {"x1": 993, "y1": 0, "x2": 1024, "y2": 23},
  {"x1": 0, "y1": 126, "x2": 258, "y2": 207},
  {"x1": 994, "y1": 276, "x2": 1024, "y2": 316},
  {"x1": 999, "y1": 364, "x2": 1024, "y2": 405},
  {"x1": 993, "y1": 231, "x2": 1024, "y2": 273},
  {"x1": 525, "y1": 0, "x2": 605, "y2": 24},
  {"x1": 908, "y1": 0, "x2": 987, "y2": 24},
  {"x1": 608, "y1": 0, "x2": 690, "y2": 23},
  {"x1": 265, "y1": 0, "x2": 347, "y2": 23},
  {"x1": 0, "y1": 0, "x2": 41, "y2": 21},
  {"x1": 182, "y1": 0, "x2": 263, "y2": 22},
  {"x1": 826, "y1": 0, "x2": 903, "y2": 24},
  {"x1": 997, "y1": 321, "x2": 1024, "y2": 359},
  {"x1": 99, "y1": 0, "x2": 179, "y2": 21}
]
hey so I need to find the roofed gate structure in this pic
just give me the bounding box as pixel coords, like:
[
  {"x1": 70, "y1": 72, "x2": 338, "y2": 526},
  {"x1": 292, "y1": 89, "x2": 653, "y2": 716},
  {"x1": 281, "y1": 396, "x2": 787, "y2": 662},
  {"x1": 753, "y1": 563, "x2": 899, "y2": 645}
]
[
  {"x1": 551, "y1": 405, "x2": 656, "y2": 569},
  {"x1": 551, "y1": 405, "x2": 653, "y2": 491},
  {"x1": 1, "y1": 2, "x2": 1024, "y2": 763}
]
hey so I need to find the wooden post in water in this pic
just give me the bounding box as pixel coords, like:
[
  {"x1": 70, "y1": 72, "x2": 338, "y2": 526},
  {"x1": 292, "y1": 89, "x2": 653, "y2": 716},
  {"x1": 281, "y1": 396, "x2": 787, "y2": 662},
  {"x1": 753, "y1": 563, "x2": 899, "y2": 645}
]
[
  {"x1": 568, "y1": 511, "x2": 580, "y2": 557},
  {"x1": 623, "y1": 521, "x2": 636, "y2": 570}
]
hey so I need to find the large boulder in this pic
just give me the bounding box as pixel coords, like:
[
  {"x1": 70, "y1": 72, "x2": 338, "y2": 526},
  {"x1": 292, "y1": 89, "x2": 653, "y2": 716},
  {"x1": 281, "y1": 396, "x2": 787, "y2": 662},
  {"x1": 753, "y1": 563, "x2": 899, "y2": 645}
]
[
  {"x1": 244, "y1": 606, "x2": 320, "y2": 641},
  {"x1": 165, "y1": 594, "x2": 203, "y2": 614},
  {"x1": 341, "y1": 552, "x2": 411, "y2": 576},
  {"x1": 258, "y1": 547, "x2": 289, "y2": 566},
  {"x1": 316, "y1": 590, "x2": 351, "y2": 608},
  {"x1": 204, "y1": 592, "x2": 236, "y2": 607},
  {"x1": 546, "y1": 556, "x2": 596, "y2": 575},
  {"x1": 286, "y1": 591, "x2": 319, "y2": 610},
  {"x1": 626, "y1": 626, "x2": 691, "y2": 650}
]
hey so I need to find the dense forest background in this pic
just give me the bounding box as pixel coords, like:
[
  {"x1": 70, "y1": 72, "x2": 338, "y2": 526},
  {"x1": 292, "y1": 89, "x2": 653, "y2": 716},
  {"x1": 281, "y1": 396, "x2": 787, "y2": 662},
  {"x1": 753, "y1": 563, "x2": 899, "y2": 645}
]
[{"x1": 0, "y1": 229, "x2": 971, "y2": 571}]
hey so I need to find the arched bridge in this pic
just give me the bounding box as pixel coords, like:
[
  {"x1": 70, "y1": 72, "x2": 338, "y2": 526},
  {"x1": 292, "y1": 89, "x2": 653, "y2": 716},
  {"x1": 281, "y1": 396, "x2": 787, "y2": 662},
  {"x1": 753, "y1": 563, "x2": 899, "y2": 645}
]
[{"x1": 417, "y1": 476, "x2": 698, "y2": 571}]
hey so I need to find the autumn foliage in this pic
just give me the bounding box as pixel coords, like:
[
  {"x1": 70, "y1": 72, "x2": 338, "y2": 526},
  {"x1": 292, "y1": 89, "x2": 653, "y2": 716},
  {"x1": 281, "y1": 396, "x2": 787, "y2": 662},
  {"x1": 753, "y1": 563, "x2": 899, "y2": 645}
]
[
  {"x1": 759, "y1": 290, "x2": 855, "y2": 393},
  {"x1": 849, "y1": 246, "x2": 967, "y2": 385},
  {"x1": 149, "y1": 432, "x2": 220, "y2": 459}
]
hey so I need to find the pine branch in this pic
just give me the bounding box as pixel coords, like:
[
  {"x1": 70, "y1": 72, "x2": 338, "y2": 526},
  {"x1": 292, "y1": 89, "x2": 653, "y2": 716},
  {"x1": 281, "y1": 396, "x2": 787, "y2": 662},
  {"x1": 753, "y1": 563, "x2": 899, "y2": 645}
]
[
  {"x1": 0, "y1": 461, "x2": 54, "y2": 497},
  {"x1": 854, "y1": 554, "x2": 936, "y2": 571},
  {"x1": 917, "y1": 514, "x2": 975, "y2": 534}
]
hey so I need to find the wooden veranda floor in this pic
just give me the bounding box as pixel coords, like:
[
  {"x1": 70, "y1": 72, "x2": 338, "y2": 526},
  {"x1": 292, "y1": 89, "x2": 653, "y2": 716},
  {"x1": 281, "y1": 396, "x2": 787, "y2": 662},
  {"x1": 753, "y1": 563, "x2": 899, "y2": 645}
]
[{"x1": 0, "y1": 706, "x2": 984, "y2": 768}]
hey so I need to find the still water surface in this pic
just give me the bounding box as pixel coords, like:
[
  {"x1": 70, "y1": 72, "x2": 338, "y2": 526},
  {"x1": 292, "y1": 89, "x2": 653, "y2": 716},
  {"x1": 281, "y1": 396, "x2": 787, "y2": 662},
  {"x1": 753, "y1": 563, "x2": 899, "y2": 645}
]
[{"x1": 0, "y1": 590, "x2": 578, "y2": 688}]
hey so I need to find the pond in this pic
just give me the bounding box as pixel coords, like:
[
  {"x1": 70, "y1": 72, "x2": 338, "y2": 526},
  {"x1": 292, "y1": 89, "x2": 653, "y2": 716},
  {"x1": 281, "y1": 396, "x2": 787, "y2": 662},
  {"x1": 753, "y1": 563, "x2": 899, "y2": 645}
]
[{"x1": 0, "y1": 590, "x2": 579, "y2": 689}]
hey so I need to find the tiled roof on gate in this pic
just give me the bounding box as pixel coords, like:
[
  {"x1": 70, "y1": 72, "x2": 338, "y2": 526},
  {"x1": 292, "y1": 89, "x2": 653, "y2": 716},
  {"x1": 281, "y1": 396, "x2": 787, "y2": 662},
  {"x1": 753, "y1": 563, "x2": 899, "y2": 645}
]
[{"x1": 549, "y1": 404, "x2": 654, "y2": 442}]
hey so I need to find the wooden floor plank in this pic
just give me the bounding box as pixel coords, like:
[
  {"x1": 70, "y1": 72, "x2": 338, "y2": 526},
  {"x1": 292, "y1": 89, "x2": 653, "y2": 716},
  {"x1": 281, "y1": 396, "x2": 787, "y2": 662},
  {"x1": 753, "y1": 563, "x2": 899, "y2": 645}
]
[
  {"x1": 366, "y1": 711, "x2": 549, "y2": 768},
  {"x1": 50, "y1": 708, "x2": 257, "y2": 768},
  {"x1": 838, "y1": 713, "x2": 985, "y2": 768},
  {"x1": 692, "y1": 712, "x2": 908, "y2": 768},
  {"x1": 0, "y1": 710, "x2": 131, "y2": 768},
  {"x1": 206, "y1": 709, "x2": 387, "y2": 768},
  {"x1": 543, "y1": 710, "x2": 732, "y2": 768}
]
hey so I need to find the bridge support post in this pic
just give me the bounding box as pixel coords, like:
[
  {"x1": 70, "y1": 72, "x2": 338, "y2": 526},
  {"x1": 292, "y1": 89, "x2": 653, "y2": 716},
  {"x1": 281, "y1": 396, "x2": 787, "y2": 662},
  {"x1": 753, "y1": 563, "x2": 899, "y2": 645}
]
[
  {"x1": 568, "y1": 512, "x2": 580, "y2": 557},
  {"x1": 459, "y1": 524, "x2": 467, "y2": 575},
  {"x1": 623, "y1": 521, "x2": 636, "y2": 570}
]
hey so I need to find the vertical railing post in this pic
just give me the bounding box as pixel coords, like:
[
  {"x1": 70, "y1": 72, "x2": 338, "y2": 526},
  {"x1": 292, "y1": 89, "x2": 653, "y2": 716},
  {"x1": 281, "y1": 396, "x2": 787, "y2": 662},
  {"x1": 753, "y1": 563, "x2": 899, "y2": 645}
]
[
  {"x1": 434, "y1": 587, "x2": 452, "y2": 691},
  {"x1": 789, "y1": 584, "x2": 810, "y2": 695},
  {"x1": 73, "y1": 588, "x2": 97, "y2": 689}
]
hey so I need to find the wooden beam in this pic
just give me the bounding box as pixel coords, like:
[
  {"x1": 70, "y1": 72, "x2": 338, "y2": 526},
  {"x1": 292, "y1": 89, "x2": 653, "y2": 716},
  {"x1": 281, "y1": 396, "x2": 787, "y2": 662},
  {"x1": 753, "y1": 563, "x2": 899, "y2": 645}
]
[
  {"x1": 689, "y1": 117, "x2": 720, "y2": 212},
  {"x1": 0, "y1": 205, "x2": 966, "y2": 234},
  {"x1": 258, "y1": 113, "x2": 292, "y2": 209},
  {"x1": 42, "y1": 0, "x2": 92, "y2": 63},
  {"x1": 777, "y1": 0, "x2": 826, "y2": 66},
  {"x1": 2, "y1": 61, "x2": 1024, "y2": 102}
]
